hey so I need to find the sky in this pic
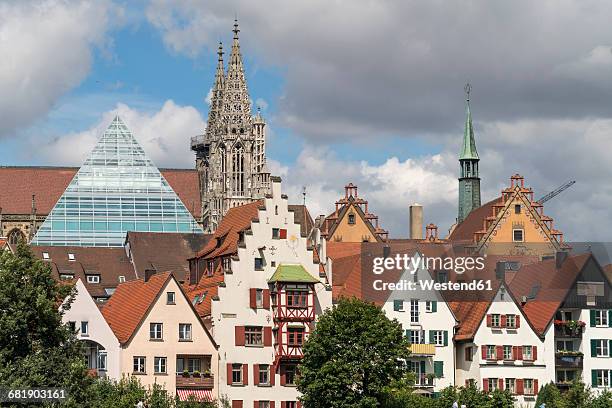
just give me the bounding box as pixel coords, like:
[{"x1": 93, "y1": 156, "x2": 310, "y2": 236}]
[{"x1": 1, "y1": 0, "x2": 612, "y2": 241}]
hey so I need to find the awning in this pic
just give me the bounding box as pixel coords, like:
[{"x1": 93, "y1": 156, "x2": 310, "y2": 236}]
[{"x1": 176, "y1": 389, "x2": 213, "y2": 401}]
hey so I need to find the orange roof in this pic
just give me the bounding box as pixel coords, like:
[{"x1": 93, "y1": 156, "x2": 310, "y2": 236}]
[
  {"x1": 508, "y1": 254, "x2": 591, "y2": 335},
  {"x1": 102, "y1": 272, "x2": 172, "y2": 344},
  {"x1": 0, "y1": 166, "x2": 201, "y2": 218},
  {"x1": 448, "y1": 198, "x2": 500, "y2": 242},
  {"x1": 449, "y1": 300, "x2": 494, "y2": 341}
]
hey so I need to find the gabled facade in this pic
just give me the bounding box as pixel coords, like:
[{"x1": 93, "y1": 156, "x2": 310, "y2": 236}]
[
  {"x1": 321, "y1": 183, "x2": 388, "y2": 243},
  {"x1": 61, "y1": 279, "x2": 121, "y2": 379},
  {"x1": 383, "y1": 253, "x2": 457, "y2": 394},
  {"x1": 102, "y1": 272, "x2": 218, "y2": 400},
  {"x1": 187, "y1": 177, "x2": 332, "y2": 407},
  {"x1": 450, "y1": 174, "x2": 567, "y2": 257},
  {"x1": 454, "y1": 282, "x2": 554, "y2": 407}
]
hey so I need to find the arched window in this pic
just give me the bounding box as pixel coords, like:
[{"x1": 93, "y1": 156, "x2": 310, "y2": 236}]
[
  {"x1": 231, "y1": 144, "x2": 245, "y2": 196},
  {"x1": 8, "y1": 228, "x2": 25, "y2": 245}
]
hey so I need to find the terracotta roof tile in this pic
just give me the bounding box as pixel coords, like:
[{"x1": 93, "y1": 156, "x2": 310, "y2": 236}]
[
  {"x1": 0, "y1": 166, "x2": 201, "y2": 218},
  {"x1": 448, "y1": 198, "x2": 500, "y2": 242},
  {"x1": 101, "y1": 272, "x2": 172, "y2": 344}
]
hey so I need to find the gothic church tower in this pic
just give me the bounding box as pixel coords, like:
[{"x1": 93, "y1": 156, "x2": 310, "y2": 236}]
[
  {"x1": 457, "y1": 84, "x2": 481, "y2": 223},
  {"x1": 192, "y1": 20, "x2": 270, "y2": 233}
]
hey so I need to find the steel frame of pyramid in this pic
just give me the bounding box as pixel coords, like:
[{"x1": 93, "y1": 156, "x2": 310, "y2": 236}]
[{"x1": 32, "y1": 116, "x2": 203, "y2": 247}]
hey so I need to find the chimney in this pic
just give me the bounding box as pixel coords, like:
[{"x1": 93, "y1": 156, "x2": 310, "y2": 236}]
[
  {"x1": 144, "y1": 269, "x2": 156, "y2": 282},
  {"x1": 555, "y1": 251, "x2": 568, "y2": 268},
  {"x1": 409, "y1": 203, "x2": 423, "y2": 239},
  {"x1": 270, "y1": 175, "x2": 282, "y2": 199},
  {"x1": 495, "y1": 261, "x2": 506, "y2": 280}
]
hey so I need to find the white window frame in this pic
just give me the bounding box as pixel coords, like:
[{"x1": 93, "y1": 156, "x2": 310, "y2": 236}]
[
  {"x1": 433, "y1": 330, "x2": 444, "y2": 346},
  {"x1": 491, "y1": 314, "x2": 500, "y2": 327},
  {"x1": 118, "y1": 275, "x2": 126, "y2": 283},
  {"x1": 486, "y1": 345, "x2": 496, "y2": 360},
  {"x1": 595, "y1": 310, "x2": 609, "y2": 327},
  {"x1": 410, "y1": 330, "x2": 424, "y2": 345},
  {"x1": 595, "y1": 339, "x2": 609, "y2": 357},
  {"x1": 505, "y1": 378, "x2": 516, "y2": 394},
  {"x1": 133, "y1": 356, "x2": 146, "y2": 374},
  {"x1": 410, "y1": 299, "x2": 419, "y2": 323},
  {"x1": 523, "y1": 345, "x2": 533, "y2": 360},
  {"x1": 98, "y1": 352, "x2": 107, "y2": 371},
  {"x1": 232, "y1": 364, "x2": 243, "y2": 385},
  {"x1": 259, "y1": 402, "x2": 270, "y2": 408},
  {"x1": 425, "y1": 301, "x2": 434, "y2": 313},
  {"x1": 259, "y1": 364, "x2": 270, "y2": 385},
  {"x1": 488, "y1": 378, "x2": 499, "y2": 391},
  {"x1": 506, "y1": 314, "x2": 516, "y2": 328},
  {"x1": 245, "y1": 326, "x2": 263, "y2": 346},
  {"x1": 512, "y1": 229, "x2": 524, "y2": 242},
  {"x1": 167, "y1": 292, "x2": 175, "y2": 304},
  {"x1": 80, "y1": 321, "x2": 89, "y2": 336},
  {"x1": 256, "y1": 289, "x2": 264, "y2": 308},
  {"x1": 86, "y1": 275, "x2": 100, "y2": 284},
  {"x1": 524, "y1": 378, "x2": 534, "y2": 395},
  {"x1": 150, "y1": 323, "x2": 163, "y2": 340},
  {"x1": 68, "y1": 253, "x2": 75, "y2": 261},
  {"x1": 596, "y1": 370, "x2": 610, "y2": 388},
  {"x1": 154, "y1": 357, "x2": 167, "y2": 374},
  {"x1": 503, "y1": 345, "x2": 513, "y2": 360},
  {"x1": 42, "y1": 252, "x2": 50, "y2": 260},
  {"x1": 179, "y1": 323, "x2": 192, "y2": 341}
]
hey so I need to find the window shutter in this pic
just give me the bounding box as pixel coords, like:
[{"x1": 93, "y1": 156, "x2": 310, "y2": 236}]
[
  {"x1": 443, "y1": 331, "x2": 448, "y2": 346},
  {"x1": 516, "y1": 315, "x2": 520, "y2": 328},
  {"x1": 281, "y1": 403, "x2": 286, "y2": 408},
  {"x1": 432, "y1": 301, "x2": 437, "y2": 312},
  {"x1": 609, "y1": 340, "x2": 612, "y2": 356},
  {"x1": 393, "y1": 300, "x2": 402, "y2": 311},
  {"x1": 263, "y1": 289, "x2": 270, "y2": 309},
  {"x1": 590, "y1": 310, "x2": 597, "y2": 327},
  {"x1": 297, "y1": 402, "x2": 302, "y2": 408},
  {"x1": 533, "y1": 379, "x2": 538, "y2": 394},
  {"x1": 533, "y1": 346, "x2": 537, "y2": 361},
  {"x1": 420, "y1": 360, "x2": 426, "y2": 375},
  {"x1": 406, "y1": 329, "x2": 412, "y2": 339},
  {"x1": 501, "y1": 315, "x2": 507, "y2": 327},
  {"x1": 591, "y1": 339, "x2": 598, "y2": 357},
  {"x1": 512, "y1": 346, "x2": 518, "y2": 360},
  {"x1": 517, "y1": 346, "x2": 523, "y2": 360},
  {"x1": 280, "y1": 365, "x2": 286, "y2": 386},
  {"x1": 270, "y1": 403, "x2": 275, "y2": 408},
  {"x1": 429, "y1": 330, "x2": 434, "y2": 344},
  {"x1": 498, "y1": 378, "x2": 504, "y2": 390},
  {"x1": 253, "y1": 364, "x2": 259, "y2": 386},
  {"x1": 232, "y1": 401, "x2": 243, "y2": 408},
  {"x1": 253, "y1": 402, "x2": 258, "y2": 408},
  {"x1": 496, "y1": 345, "x2": 503, "y2": 360},
  {"x1": 609, "y1": 310, "x2": 612, "y2": 327},
  {"x1": 481, "y1": 345, "x2": 487, "y2": 360},
  {"x1": 264, "y1": 327, "x2": 272, "y2": 346},
  {"x1": 434, "y1": 361, "x2": 443, "y2": 378},
  {"x1": 227, "y1": 363, "x2": 233, "y2": 385},
  {"x1": 483, "y1": 379, "x2": 489, "y2": 392},
  {"x1": 235, "y1": 326, "x2": 245, "y2": 346},
  {"x1": 486, "y1": 315, "x2": 492, "y2": 327},
  {"x1": 242, "y1": 364, "x2": 248, "y2": 385},
  {"x1": 279, "y1": 229, "x2": 287, "y2": 239},
  {"x1": 592, "y1": 370, "x2": 598, "y2": 387},
  {"x1": 250, "y1": 289, "x2": 257, "y2": 308},
  {"x1": 516, "y1": 379, "x2": 524, "y2": 395}
]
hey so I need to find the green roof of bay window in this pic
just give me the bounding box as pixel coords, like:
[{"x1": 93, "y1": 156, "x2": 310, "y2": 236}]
[{"x1": 268, "y1": 264, "x2": 320, "y2": 284}]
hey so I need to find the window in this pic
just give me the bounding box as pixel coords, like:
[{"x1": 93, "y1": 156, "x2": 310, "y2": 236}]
[
  {"x1": 150, "y1": 323, "x2": 163, "y2": 340},
  {"x1": 595, "y1": 339, "x2": 610, "y2": 357},
  {"x1": 258, "y1": 402, "x2": 270, "y2": 408},
  {"x1": 557, "y1": 340, "x2": 574, "y2": 352},
  {"x1": 285, "y1": 365, "x2": 297, "y2": 385},
  {"x1": 167, "y1": 292, "x2": 175, "y2": 304},
  {"x1": 505, "y1": 378, "x2": 516, "y2": 394},
  {"x1": 523, "y1": 345, "x2": 533, "y2": 361},
  {"x1": 154, "y1": 357, "x2": 167, "y2": 374},
  {"x1": 68, "y1": 321, "x2": 76, "y2": 332},
  {"x1": 491, "y1": 314, "x2": 501, "y2": 327},
  {"x1": 60, "y1": 274, "x2": 74, "y2": 280},
  {"x1": 188, "y1": 358, "x2": 201, "y2": 373},
  {"x1": 272, "y1": 228, "x2": 280, "y2": 239},
  {"x1": 133, "y1": 356, "x2": 146, "y2": 374},
  {"x1": 465, "y1": 346, "x2": 473, "y2": 361},
  {"x1": 42, "y1": 252, "x2": 50, "y2": 260},
  {"x1": 488, "y1": 378, "x2": 499, "y2": 391},
  {"x1": 513, "y1": 229, "x2": 524, "y2": 242},
  {"x1": 287, "y1": 290, "x2": 308, "y2": 308},
  {"x1": 8, "y1": 229, "x2": 25, "y2": 245},
  {"x1": 254, "y1": 258, "x2": 264, "y2": 270},
  {"x1": 506, "y1": 314, "x2": 516, "y2": 328},
  {"x1": 409, "y1": 330, "x2": 424, "y2": 345},
  {"x1": 595, "y1": 370, "x2": 610, "y2": 388},
  {"x1": 433, "y1": 330, "x2": 445, "y2": 346},
  {"x1": 348, "y1": 213, "x2": 356, "y2": 225},
  {"x1": 285, "y1": 403, "x2": 297, "y2": 408},
  {"x1": 259, "y1": 364, "x2": 270, "y2": 385},
  {"x1": 410, "y1": 299, "x2": 419, "y2": 323},
  {"x1": 393, "y1": 299, "x2": 404, "y2": 312},
  {"x1": 179, "y1": 324, "x2": 192, "y2": 341},
  {"x1": 223, "y1": 257, "x2": 232, "y2": 272},
  {"x1": 594, "y1": 310, "x2": 609, "y2": 326},
  {"x1": 232, "y1": 364, "x2": 243, "y2": 384},
  {"x1": 288, "y1": 328, "x2": 305, "y2": 346},
  {"x1": 118, "y1": 275, "x2": 126, "y2": 283},
  {"x1": 437, "y1": 271, "x2": 448, "y2": 283},
  {"x1": 80, "y1": 321, "x2": 89, "y2": 336},
  {"x1": 425, "y1": 301, "x2": 437, "y2": 313},
  {"x1": 86, "y1": 275, "x2": 100, "y2": 284},
  {"x1": 98, "y1": 352, "x2": 107, "y2": 371},
  {"x1": 245, "y1": 326, "x2": 263, "y2": 346},
  {"x1": 514, "y1": 204, "x2": 521, "y2": 214},
  {"x1": 524, "y1": 378, "x2": 535, "y2": 395},
  {"x1": 256, "y1": 289, "x2": 264, "y2": 308},
  {"x1": 68, "y1": 253, "x2": 75, "y2": 261},
  {"x1": 503, "y1": 345, "x2": 513, "y2": 360},
  {"x1": 486, "y1": 345, "x2": 496, "y2": 360}
]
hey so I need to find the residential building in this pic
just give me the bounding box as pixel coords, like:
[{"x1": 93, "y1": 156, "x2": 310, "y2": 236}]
[
  {"x1": 320, "y1": 183, "x2": 388, "y2": 243},
  {"x1": 186, "y1": 177, "x2": 332, "y2": 406},
  {"x1": 191, "y1": 20, "x2": 270, "y2": 233},
  {"x1": 61, "y1": 279, "x2": 121, "y2": 379},
  {"x1": 102, "y1": 272, "x2": 218, "y2": 400}
]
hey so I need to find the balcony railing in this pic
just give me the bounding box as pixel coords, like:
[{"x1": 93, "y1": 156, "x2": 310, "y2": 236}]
[
  {"x1": 555, "y1": 353, "x2": 583, "y2": 368},
  {"x1": 408, "y1": 343, "x2": 436, "y2": 356},
  {"x1": 554, "y1": 320, "x2": 585, "y2": 338},
  {"x1": 176, "y1": 374, "x2": 214, "y2": 389},
  {"x1": 414, "y1": 374, "x2": 435, "y2": 387}
]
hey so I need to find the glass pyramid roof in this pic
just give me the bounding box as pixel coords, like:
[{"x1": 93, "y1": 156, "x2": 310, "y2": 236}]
[{"x1": 32, "y1": 116, "x2": 203, "y2": 247}]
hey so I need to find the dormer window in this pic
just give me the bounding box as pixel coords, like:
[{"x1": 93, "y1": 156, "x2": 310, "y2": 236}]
[
  {"x1": 42, "y1": 252, "x2": 50, "y2": 260},
  {"x1": 118, "y1": 275, "x2": 126, "y2": 283},
  {"x1": 86, "y1": 275, "x2": 100, "y2": 284},
  {"x1": 68, "y1": 253, "x2": 75, "y2": 261}
]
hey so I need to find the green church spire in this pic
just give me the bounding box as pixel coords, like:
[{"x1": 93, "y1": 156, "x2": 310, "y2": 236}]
[{"x1": 457, "y1": 83, "x2": 481, "y2": 224}]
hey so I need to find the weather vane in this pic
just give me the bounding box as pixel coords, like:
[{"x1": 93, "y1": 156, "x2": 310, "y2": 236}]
[{"x1": 464, "y1": 82, "x2": 472, "y2": 101}]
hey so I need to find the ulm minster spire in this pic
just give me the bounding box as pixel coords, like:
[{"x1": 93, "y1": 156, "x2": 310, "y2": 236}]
[
  {"x1": 457, "y1": 83, "x2": 481, "y2": 224},
  {"x1": 191, "y1": 19, "x2": 270, "y2": 233}
]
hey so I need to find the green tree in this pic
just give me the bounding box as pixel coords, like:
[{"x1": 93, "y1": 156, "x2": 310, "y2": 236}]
[
  {"x1": 487, "y1": 389, "x2": 514, "y2": 408},
  {"x1": 535, "y1": 382, "x2": 562, "y2": 408},
  {"x1": 0, "y1": 242, "x2": 92, "y2": 407},
  {"x1": 297, "y1": 297, "x2": 410, "y2": 408},
  {"x1": 590, "y1": 390, "x2": 612, "y2": 408},
  {"x1": 458, "y1": 382, "x2": 489, "y2": 408},
  {"x1": 561, "y1": 380, "x2": 592, "y2": 408},
  {"x1": 435, "y1": 386, "x2": 459, "y2": 408}
]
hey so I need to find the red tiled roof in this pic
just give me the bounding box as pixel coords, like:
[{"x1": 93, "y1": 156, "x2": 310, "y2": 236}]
[
  {"x1": 102, "y1": 272, "x2": 172, "y2": 344},
  {"x1": 448, "y1": 198, "x2": 500, "y2": 242},
  {"x1": 0, "y1": 166, "x2": 201, "y2": 218}
]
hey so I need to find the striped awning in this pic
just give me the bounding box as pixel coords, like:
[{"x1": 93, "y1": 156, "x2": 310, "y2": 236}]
[{"x1": 176, "y1": 389, "x2": 213, "y2": 401}]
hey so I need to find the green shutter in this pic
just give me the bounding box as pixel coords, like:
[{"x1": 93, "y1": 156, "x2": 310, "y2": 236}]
[
  {"x1": 592, "y1": 370, "x2": 598, "y2": 388},
  {"x1": 608, "y1": 310, "x2": 612, "y2": 327},
  {"x1": 443, "y1": 331, "x2": 449, "y2": 346},
  {"x1": 590, "y1": 310, "x2": 597, "y2": 327},
  {"x1": 432, "y1": 301, "x2": 438, "y2": 312},
  {"x1": 394, "y1": 300, "x2": 402, "y2": 311},
  {"x1": 420, "y1": 360, "x2": 426, "y2": 375},
  {"x1": 609, "y1": 340, "x2": 612, "y2": 357},
  {"x1": 406, "y1": 329, "x2": 412, "y2": 339},
  {"x1": 591, "y1": 339, "x2": 598, "y2": 357},
  {"x1": 429, "y1": 330, "x2": 435, "y2": 344},
  {"x1": 434, "y1": 361, "x2": 444, "y2": 378}
]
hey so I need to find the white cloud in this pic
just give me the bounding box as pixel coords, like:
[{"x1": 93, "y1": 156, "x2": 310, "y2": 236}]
[
  {"x1": 37, "y1": 100, "x2": 205, "y2": 168},
  {"x1": 0, "y1": 0, "x2": 122, "y2": 137}
]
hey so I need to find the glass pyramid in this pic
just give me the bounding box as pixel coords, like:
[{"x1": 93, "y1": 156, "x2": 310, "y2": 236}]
[{"x1": 32, "y1": 116, "x2": 203, "y2": 247}]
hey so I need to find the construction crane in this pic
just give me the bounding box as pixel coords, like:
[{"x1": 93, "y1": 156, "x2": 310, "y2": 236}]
[{"x1": 537, "y1": 180, "x2": 576, "y2": 204}]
